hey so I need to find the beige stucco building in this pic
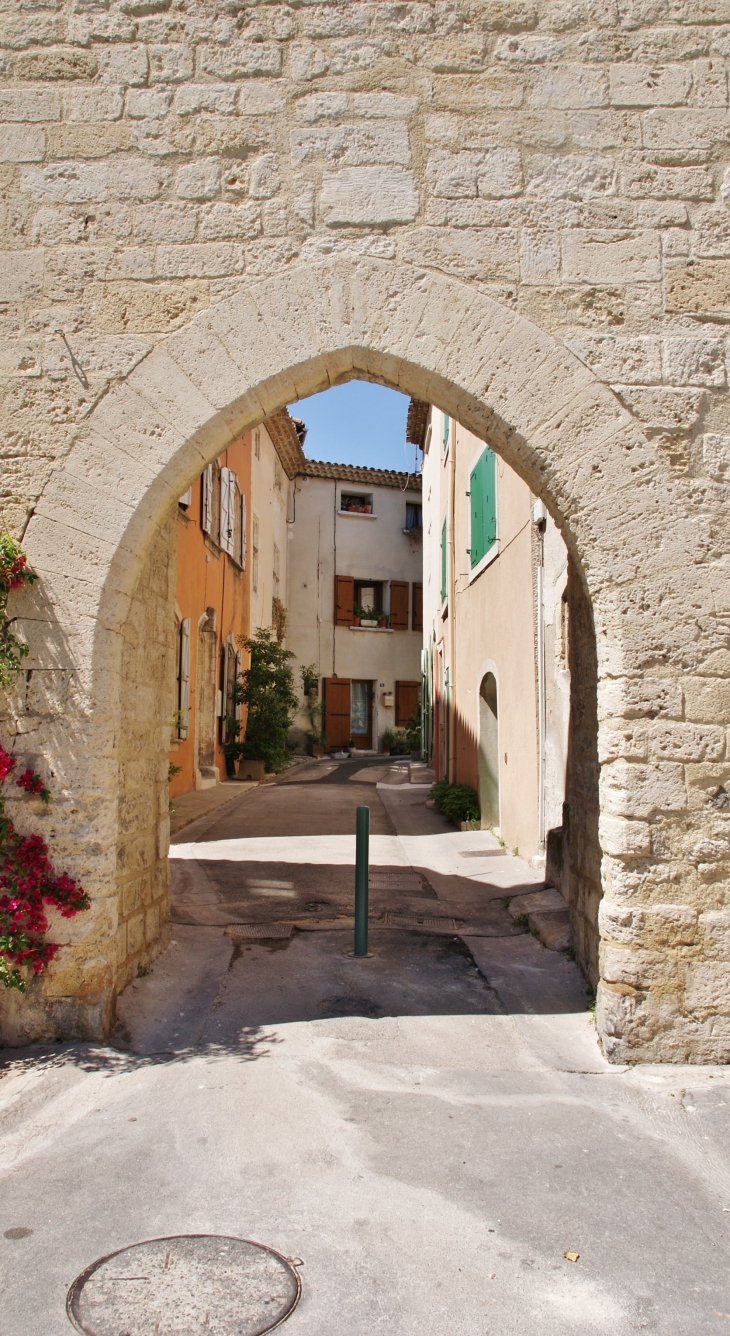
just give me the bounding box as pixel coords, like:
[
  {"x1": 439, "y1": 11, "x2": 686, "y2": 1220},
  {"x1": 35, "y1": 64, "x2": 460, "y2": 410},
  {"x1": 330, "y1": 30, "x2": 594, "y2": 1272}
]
[
  {"x1": 286, "y1": 460, "x2": 423, "y2": 752},
  {"x1": 419, "y1": 404, "x2": 570, "y2": 864}
]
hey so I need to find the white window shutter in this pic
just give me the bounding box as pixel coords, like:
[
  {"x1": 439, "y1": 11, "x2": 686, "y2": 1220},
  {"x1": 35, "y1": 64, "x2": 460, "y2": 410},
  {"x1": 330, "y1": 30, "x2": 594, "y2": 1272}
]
[
  {"x1": 240, "y1": 493, "x2": 247, "y2": 569},
  {"x1": 179, "y1": 487, "x2": 192, "y2": 508},
  {"x1": 220, "y1": 467, "x2": 233, "y2": 555},
  {"x1": 179, "y1": 618, "x2": 190, "y2": 738},
  {"x1": 202, "y1": 465, "x2": 213, "y2": 534}
]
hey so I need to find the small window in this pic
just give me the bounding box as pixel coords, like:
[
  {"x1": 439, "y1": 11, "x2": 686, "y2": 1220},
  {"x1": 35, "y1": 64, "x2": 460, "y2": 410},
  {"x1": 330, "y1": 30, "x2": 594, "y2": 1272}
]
[
  {"x1": 405, "y1": 503, "x2": 422, "y2": 531},
  {"x1": 341, "y1": 493, "x2": 373, "y2": 514},
  {"x1": 354, "y1": 580, "x2": 383, "y2": 619}
]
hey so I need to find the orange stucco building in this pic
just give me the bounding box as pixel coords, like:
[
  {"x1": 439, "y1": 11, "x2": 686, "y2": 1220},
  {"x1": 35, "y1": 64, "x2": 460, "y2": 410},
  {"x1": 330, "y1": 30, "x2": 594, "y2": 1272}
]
[{"x1": 169, "y1": 434, "x2": 253, "y2": 800}]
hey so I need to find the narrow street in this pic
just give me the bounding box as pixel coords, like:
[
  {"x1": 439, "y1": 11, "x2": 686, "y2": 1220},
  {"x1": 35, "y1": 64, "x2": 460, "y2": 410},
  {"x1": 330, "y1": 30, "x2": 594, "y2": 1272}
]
[{"x1": 1, "y1": 761, "x2": 730, "y2": 1334}]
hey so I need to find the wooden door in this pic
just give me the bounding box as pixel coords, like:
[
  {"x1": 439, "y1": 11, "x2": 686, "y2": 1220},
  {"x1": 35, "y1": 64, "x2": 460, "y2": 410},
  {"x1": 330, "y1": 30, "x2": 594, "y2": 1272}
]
[
  {"x1": 323, "y1": 677, "x2": 351, "y2": 748},
  {"x1": 396, "y1": 680, "x2": 420, "y2": 728},
  {"x1": 351, "y1": 680, "x2": 372, "y2": 749}
]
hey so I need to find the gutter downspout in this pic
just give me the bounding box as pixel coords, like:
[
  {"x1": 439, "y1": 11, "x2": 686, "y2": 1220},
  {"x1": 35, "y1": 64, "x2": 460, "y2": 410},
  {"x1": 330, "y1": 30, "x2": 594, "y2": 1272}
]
[{"x1": 533, "y1": 499, "x2": 547, "y2": 856}]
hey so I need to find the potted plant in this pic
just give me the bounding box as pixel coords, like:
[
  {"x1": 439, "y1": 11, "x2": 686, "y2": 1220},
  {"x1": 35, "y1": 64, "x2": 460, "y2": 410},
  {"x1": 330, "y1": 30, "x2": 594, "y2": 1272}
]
[
  {"x1": 236, "y1": 627, "x2": 298, "y2": 773},
  {"x1": 378, "y1": 612, "x2": 389, "y2": 628},
  {"x1": 352, "y1": 604, "x2": 362, "y2": 627},
  {"x1": 381, "y1": 727, "x2": 396, "y2": 755},
  {"x1": 360, "y1": 605, "x2": 378, "y2": 628}
]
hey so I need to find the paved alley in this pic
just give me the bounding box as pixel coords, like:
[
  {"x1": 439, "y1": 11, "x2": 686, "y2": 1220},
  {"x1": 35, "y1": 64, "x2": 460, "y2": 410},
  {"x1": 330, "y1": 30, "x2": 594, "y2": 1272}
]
[{"x1": 1, "y1": 759, "x2": 730, "y2": 1334}]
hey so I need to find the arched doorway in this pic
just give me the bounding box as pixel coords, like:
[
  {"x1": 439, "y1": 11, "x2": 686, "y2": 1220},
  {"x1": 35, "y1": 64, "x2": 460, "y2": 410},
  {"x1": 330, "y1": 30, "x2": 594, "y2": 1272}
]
[
  {"x1": 7, "y1": 258, "x2": 724, "y2": 1063},
  {"x1": 478, "y1": 671, "x2": 499, "y2": 834}
]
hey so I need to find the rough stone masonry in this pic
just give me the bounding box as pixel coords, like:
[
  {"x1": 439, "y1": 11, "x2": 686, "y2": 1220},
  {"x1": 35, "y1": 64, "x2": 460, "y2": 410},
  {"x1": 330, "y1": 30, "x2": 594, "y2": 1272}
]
[{"x1": 1, "y1": 0, "x2": 730, "y2": 1062}]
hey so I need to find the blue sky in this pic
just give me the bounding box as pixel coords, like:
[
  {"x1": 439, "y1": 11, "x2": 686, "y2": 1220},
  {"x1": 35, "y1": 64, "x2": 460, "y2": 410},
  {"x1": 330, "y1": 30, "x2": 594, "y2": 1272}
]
[{"x1": 289, "y1": 381, "x2": 417, "y2": 473}]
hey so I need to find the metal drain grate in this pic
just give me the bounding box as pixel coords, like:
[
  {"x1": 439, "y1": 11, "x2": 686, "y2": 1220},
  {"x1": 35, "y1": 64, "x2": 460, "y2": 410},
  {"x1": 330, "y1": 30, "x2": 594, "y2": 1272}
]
[
  {"x1": 369, "y1": 872, "x2": 422, "y2": 890},
  {"x1": 385, "y1": 912, "x2": 459, "y2": 932},
  {"x1": 226, "y1": 923, "x2": 293, "y2": 941},
  {"x1": 67, "y1": 1234, "x2": 301, "y2": 1336}
]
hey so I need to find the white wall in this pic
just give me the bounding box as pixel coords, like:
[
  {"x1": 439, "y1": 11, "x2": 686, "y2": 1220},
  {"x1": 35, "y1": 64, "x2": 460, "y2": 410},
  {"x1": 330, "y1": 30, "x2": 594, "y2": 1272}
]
[
  {"x1": 250, "y1": 423, "x2": 289, "y2": 637},
  {"x1": 287, "y1": 473, "x2": 423, "y2": 745}
]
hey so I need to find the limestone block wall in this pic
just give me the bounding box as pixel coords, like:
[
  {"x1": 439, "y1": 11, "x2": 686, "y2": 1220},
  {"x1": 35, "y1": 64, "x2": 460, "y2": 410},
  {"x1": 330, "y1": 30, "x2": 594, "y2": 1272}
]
[{"x1": 0, "y1": 0, "x2": 729, "y2": 1060}]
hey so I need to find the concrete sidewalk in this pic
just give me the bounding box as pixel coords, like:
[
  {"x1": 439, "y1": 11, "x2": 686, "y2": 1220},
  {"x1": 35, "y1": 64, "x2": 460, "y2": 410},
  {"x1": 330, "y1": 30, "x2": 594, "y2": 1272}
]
[{"x1": 1, "y1": 760, "x2": 730, "y2": 1335}]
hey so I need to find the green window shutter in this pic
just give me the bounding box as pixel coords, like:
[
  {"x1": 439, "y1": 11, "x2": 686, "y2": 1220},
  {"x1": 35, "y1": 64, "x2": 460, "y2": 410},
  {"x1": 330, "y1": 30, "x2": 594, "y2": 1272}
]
[
  {"x1": 440, "y1": 518, "x2": 447, "y2": 604},
  {"x1": 469, "y1": 448, "x2": 497, "y2": 568},
  {"x1": 442, "y1": 415, "x2": 450, "y2": 453}
]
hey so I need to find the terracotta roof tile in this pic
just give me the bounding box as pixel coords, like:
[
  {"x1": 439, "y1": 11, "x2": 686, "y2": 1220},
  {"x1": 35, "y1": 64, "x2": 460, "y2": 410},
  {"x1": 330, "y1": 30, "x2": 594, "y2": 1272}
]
[{"x1": 299, "y1": 459, "x2": 422, "y2": 490}]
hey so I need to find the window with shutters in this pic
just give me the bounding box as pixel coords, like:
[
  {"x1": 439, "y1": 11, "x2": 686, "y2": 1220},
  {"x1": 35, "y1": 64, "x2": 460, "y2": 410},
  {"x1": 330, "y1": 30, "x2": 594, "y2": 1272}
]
[
  {"x1": 201, "y1": 464, "x2": 213, "y2": 535},
  {"x1": 468, "y1": 447, "x2": 497, "y2": 571},
  {"x1": 440, "y1": 519, "x2": 447, "y2": 606},
  {"x1": 412, "y1": 582, "x2": 423, "y2": 633},
  {"x1": 335, "y1": 575, "x2": 354, "y2": 626},
  {"x1": 442, "y1": 414, "x2": 450, "y2": 459},
  {"x1": 176, "y1": 618, "x2": 190, "y2": 739},
  {"x1": 354, "y1": 580, "x2": 383, "y2": 618},
  {"x1": 405, "y1": 502, "x2": 422, "y2": 531},
  {"x1": 178, "y1": 488, "x2": 192, "y2": 509},
  {"x1": 220, "y1": 467, "x2": 236, "y2": 557},
  {"x1": 389, "y1": 580, "x2": 409, "y2": 630},
  {"x1": 252, "y1": 515, "x2": 260, "y2": 592},
  {"x1": 240, "y1": 492, "x2": 247, "y2": 569}
]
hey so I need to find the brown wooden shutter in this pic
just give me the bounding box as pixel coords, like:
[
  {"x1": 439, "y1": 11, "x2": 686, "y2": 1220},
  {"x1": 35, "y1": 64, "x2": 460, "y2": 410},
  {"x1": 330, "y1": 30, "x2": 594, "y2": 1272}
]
[
  {"x1": 323, "y1": 677, "x2": 351, "y2": 748},
  {"x1": 412, "y1": 582, "x2": 423, "y2": 632},
  {"x1": 390, "y1": 580, "x2": 409, "y2": 630},
  {"x1": 335, "y1": 575, "x2": 355, "y2": 626},
  {"x1": 395, "y1": 681, "x2": 420, "y2": 727}
]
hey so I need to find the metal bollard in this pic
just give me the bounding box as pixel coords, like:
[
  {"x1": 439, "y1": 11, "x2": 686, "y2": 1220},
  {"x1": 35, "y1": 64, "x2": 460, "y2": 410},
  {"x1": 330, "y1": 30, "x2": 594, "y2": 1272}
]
[{"x1": 354, "y1": 805, "x2": 370, "y2": 957}]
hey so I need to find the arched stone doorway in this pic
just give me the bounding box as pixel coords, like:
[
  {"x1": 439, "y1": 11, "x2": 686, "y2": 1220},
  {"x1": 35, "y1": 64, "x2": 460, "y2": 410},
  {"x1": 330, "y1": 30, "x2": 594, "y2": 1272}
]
[
  {"x1": 5, "y1": 257, "x2": 728, "y2": 1064},
  {"x1": 478, "y1": 669, "x2": 499, "y2": 834}
]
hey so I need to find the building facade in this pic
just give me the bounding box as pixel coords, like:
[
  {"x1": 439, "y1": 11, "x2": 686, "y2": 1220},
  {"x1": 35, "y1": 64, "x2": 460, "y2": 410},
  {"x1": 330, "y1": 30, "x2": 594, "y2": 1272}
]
[
  {"x1": 418, "y1": 402, "x2": 570, "y2": 867},
  {"x1": 286, "y1": 463, "x2": 423, "y2": 753},
  {"x1": 168, "y1": 412, "x2": 299, "y2": 799}
]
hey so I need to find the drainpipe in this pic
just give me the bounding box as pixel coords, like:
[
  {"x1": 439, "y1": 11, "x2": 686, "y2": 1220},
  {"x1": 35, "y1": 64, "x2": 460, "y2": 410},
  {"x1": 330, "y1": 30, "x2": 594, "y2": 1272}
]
[{"x1": 533, "y1": 499, "x2": 547, "y2": 856}]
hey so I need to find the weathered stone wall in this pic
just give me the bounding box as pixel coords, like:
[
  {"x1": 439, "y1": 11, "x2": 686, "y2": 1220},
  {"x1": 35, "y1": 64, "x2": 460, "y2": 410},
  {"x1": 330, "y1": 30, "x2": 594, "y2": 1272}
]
[{"x1": 1, "y1": 0, "x2": 730, "y2": 1060}]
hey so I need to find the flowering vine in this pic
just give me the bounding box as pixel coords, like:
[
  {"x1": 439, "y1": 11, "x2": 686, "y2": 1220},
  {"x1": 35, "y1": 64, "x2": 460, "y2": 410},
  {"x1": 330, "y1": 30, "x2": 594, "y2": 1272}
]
[
  {"x1": 0, "y1": 533, "x2": 37, "y2": 690},
  {"x1": 0, "y1": 534, "x2": 90, "y2": 991}
]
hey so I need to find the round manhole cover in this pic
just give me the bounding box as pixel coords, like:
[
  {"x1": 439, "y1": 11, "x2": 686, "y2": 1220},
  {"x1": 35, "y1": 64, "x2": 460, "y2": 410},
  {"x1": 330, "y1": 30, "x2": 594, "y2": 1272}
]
[{"x1": 67, "y1": 1234, "x2": 301, "y2": 1336}]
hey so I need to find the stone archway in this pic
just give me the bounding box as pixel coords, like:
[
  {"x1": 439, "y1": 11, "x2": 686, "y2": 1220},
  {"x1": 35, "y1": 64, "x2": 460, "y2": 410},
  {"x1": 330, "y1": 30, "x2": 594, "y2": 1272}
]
[{"x1": 5, "y1": 256, "x2": 729, "y2": 1064}]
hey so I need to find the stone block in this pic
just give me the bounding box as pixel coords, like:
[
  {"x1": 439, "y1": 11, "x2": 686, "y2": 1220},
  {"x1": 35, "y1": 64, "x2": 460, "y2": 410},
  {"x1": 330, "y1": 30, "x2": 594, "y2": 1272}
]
[
  {"x1": 98, "y1": 44, "x2": 149, "y2": 87},
  {"x1": 684, "y1": 677, "x2": 730, "y2": 724},
  {"x1": 702, "y1": 432, "x2": 730, "y2": 481},
  {"x1": 598, "y1": 814, "x2": 652, "y2": 856},
  {"x1": 566, "y1": 333, "x2": 662, "y2": 383},
  {"x1": 47, "y1": 124, "x2": 132, "y2": 159},
  {"x1": 0, "y1": 87, "x2": 60, "y2": 121},
  {"x1": 666, "y1": 260, "x2": 730, "y2": 313},
  {"x1": 320, "y1": 166, "x2": 419, "y2": 225},
  {"x1": 520, "y1": 228, "x2": 560, "y2": 283},
  {"x1": 562, "y1": 228, "x2": 661, "y2": 283},
  {"x1": 290, "y1": 122, "x2": 412, "y2": 167},
  {"x1": 528, "y1": 64, "x2": 607, "y2": 109},
  {"x1": 420, "y1": 36, "x2": 488, "y2": 72},
  {"x1": 198, "y1": 41, "x2": 283, "y2": 80},
  {"x1": 613, "y1": 385, "x2": 705, "y2": 429},
  {"x1": 351, "y1": 93, "x2": 419, "y2": 119},
  {"x1": 620, "y1": 161, "x2": 714, "y2": 199},
  {"x1": 199, "y1": 202, "x2": 261, "y2": 242},
  {"x1": 249, "y1": 154, "x2": 280, "y2": 199},
  {"x1": 14, "y1": 48, "x2": 98, "y2": 81},
  {"x1": 526, "y1": 152, "x2": 616, "y2": 197},
  {"x1": 601, "y1": 945, "x2": 670, "y2": 989},
  {"x1": 643, "y1": 108, "x2": 730, "y2": 149},
  {"x1": 0, "y1": 249, "x2": 43, "y2": 301},
  {"x1": 0, "y1": 124, "x2": 44, "y2": 162},
  {"x1": 126, "y1": 88, "x2": 173, "y2": 120},
  {"x1": 95, "y1": 280, "x2": 209, "y2": 333},
  {"x1": 62, "y1": 87, "x2": 124, "y2": 123},
  {"x1": 149, "y1": 44, "x2": 194, "y2": 84},
  {"x1": 651, "y1": 722, "x2": 725, "y2": 762},
  {"x1": 602, "y1": 760, "x2": 687, "y2": 819},
  {"x1": 494, "y1": 34, "x2": 561, "y2": 63},
  {"x1": 175, "y1": 158, "x2": 221, "y2": 201},
  {"x1": 609, "y1": 63, "x2": 691, "y2": 107},
  {"x1": 683, "y1": 960, "x2": 730, "y2": 1015},
  {"x1": 174, "y1": 84, "x2": 237, "y2": 117},
  {"x1": 133, "y1": 203, "x2": 198, "y2": 245},
  {"x1": 662, "y1": 336, "x2": 726, "y2": 387}
]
